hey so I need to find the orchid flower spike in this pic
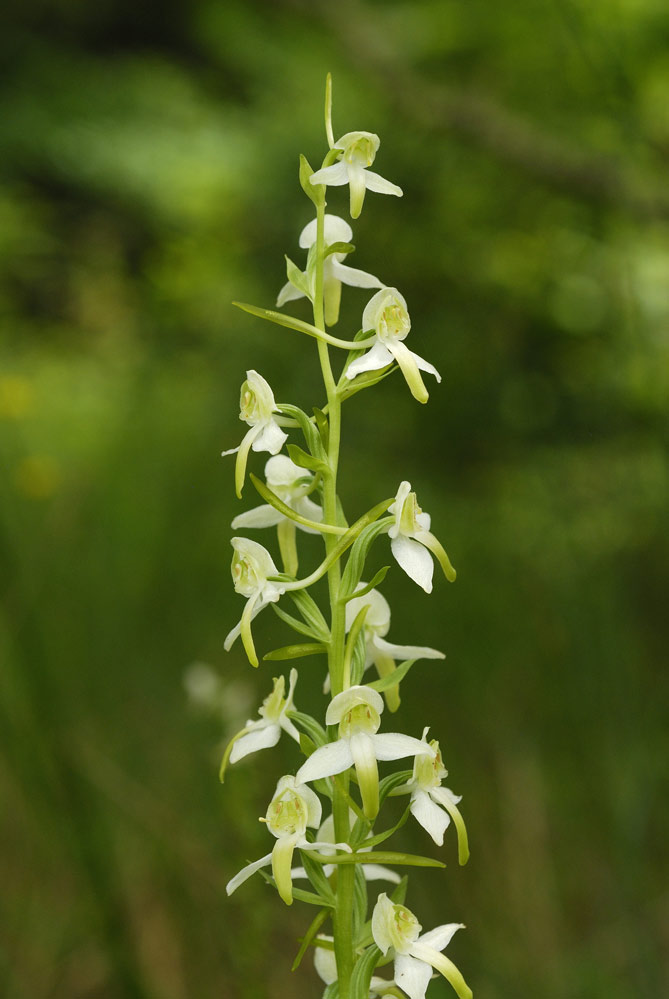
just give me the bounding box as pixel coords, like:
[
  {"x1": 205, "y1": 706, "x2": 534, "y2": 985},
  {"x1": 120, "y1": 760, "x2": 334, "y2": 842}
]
[
  {"x1": 372, "y1": 893, "x2": 472, "y2": 999},
  {"x1": 221, "y1": 370, "x2": 289, "y2": 497},
  {"x1": 295, "y1": 685, "x2": 434, "y2": 819},
  {"x1": 291, "y1": 811, "x2": 401, "y2": 885},
  {"x1": 226, "y1": 776, "x2": 351, "y2": 906},
  {"x1": 310, "y1": 132, "x2": 402, "y2": 219},
  {"x1": 387, "y1": 481, "x2": 456, "y2": 593},
  {"x1": 277, "y1": 214, "x2": 383, "y2": 326},
  {"x1": 345, "y1": 288, "x2": 441, "y2": 404},
  {"x1": 219, "y1": 668, "x2": 300, "y2": 781},
  {"x1": 345, "y1": 584, "x2": 445, "y2": 711},
  {"x1": 231, "y1": 454, "x2": 323, "y2": 576},
  {"x1": 397, "y1": 728, "x2": 469, "y2": 864},
  {"x1": 224, "y1": 538, "x2": 286, "y2": 667},
  {"x1": 314, "y1": 934, "x2": 398, "y2": 997}
]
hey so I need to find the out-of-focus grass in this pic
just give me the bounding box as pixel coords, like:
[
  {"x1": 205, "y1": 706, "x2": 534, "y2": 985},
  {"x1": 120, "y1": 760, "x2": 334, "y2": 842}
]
[{"x1": 1, "y1": 1, "x2": 668, "y2": 997}]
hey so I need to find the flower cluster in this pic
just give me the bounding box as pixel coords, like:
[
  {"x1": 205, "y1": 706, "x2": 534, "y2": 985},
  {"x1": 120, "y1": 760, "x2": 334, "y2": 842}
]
[{"x1": 215, "y1": 76, "x2": 473, "y2": 999}]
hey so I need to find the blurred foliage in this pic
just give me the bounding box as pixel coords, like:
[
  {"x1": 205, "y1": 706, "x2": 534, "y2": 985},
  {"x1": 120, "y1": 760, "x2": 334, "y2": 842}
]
[{"x1": 1, "y1": 1, "x2": 668, "y2": 997}]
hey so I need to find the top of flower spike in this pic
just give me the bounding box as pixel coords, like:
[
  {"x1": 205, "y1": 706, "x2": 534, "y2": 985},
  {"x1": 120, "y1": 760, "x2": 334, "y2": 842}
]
[{"x1": 310, "y1": 132, "x2": 402, "y2": 219}]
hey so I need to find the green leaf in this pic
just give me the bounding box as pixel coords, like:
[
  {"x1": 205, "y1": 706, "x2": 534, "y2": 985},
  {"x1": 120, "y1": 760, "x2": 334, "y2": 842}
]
[
  {"x1": 304, "y1": 850, "x2": 445, "y2": 869},
  {"x1": 289, "y1": 590, "x2": 331, "y2": 641},
  {"x1": 343, "y1": 603, "x2": 369, "y2": 687},
  {"x1": 340, "y1": 517, "x2": 394, "y2": 599},
  {"x1": 233, "y1": 301, "x2": 375, "y2": 351},
  {"x1": 300, "y1": 153, "x2": 324, "y2": 206},
  {"x1": 352, "y1": 864, "x2": 368, "y2": 942},
  {"x1": 349, "y1": 630, "x2": 367, "y2": 687},
  {"x1": 285, "y1": 255, "x2": 312, "y2": 300},
  {"x1": 361, "y1": 805, "x2": 411, "y2": 850},
  {"x1": 292, "y1": 907, "x2": 330, "y2": 971},
  {"x1": 350, "y1": 944, "x2": 382, "y2": 999},
  {"x1": 379, "y1": 770, "x2": 413, "y2": 805},
  {"x1": 263, "y1": 643, "x2": 327, "y2": 661},
  {"x1": 301, "y1": 850, "x2": 336, "y2": 904},
  {"x1": 313, "y1": 406, "x2": 329, "y2": 451},
  {"x1": 287, "y1": 443, "x2": 329, "y2": 475},
  {"x1": 340, "y1": 566, "x2": 390, "y2": 604},
  {"x1": 277, "y1": 403, "x2": 323, "y2": 456},
  {"x1": 323, "y1": 984, "x2": 340, "y2": 999},
  {"x1": 287, "y1": 710, "x2": 328, "y2": 747},
  {"x1": 299, "y1": 732, "x2": 317, "y2": 757},
  {"x1": 271, "y1": 603, "x2": 323, "y2": 641},
  {"x1": 250, "y1": 473, "x2": 342, "y2": 535},
  {"x1": 368, "y1": 658, "x2": 417, "y2": 693},
  {"x1": 390, "y1": 875, "x2": 409, "y2": 905},
  {"x1": 323, "y1": 241, "x2": 355, "y2": 258},
  {"x1": 339, "y1": 364, "x2": 397, "y2": 400}
]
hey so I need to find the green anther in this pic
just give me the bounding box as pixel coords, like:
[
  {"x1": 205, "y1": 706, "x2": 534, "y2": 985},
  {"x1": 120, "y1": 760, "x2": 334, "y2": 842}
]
[
  {"x1": 414, "y1": 739, "x2": 447, "y2": 788},
  {"x1": 389, "y1": 902, "x2": 422, "y2": 951},
  {"x1": 267, "y1": 790, "x2": 307, "y2": 837}
]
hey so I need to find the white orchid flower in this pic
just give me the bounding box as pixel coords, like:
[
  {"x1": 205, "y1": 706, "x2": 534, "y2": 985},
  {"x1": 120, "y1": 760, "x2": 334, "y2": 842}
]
[
  {"x1": 221, "y1": 370, "x2": 289, "y2": 497},
  {"x1": 396, "y1": 728, "x2": 469, "y2": 863},
  {"x1": 387, "y1": 481, "x2": 456, "y2": 594},
  {"x1": 314, "y1": 934, "x2": 398, "y2": 997},
  {"x1": 219, "y1": 668, "x2": 300, "y2": 780},
  {"x1": 345, "y1": 288, "x2": 440, "y2": 404},
  {"x1": 291, "y1": 812, "x2": 401, "y2": 885},
  {"x1": 232, "y1": 455, "x2": 323, "y2": 576},
  {"x1": 277, "y1": 214, "x2": 383, "y2": 326},
  {"x1": 310, "y1": 132, "x2": 402, "y2": 219},
  {"x1": 226, "y1": 775, "x2": 347, "y2": 906},
  {"x1": 224, "y1": 538, "x2": 286, "y2": 668},
  {"x1": 372, "y1": 893, "x2": 472, "y2": 999},
  {"x1": 295, "y1": 685, "x2": 434, "y2": 820},
  {"x1": 344, "y1": 585, "x2": 445, "y2": 712}
]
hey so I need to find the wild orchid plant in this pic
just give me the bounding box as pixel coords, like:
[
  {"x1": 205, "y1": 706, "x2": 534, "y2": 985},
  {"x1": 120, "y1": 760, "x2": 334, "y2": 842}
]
[{"x1": 220, "y1": 77, "x2": 472, "y2": 999}]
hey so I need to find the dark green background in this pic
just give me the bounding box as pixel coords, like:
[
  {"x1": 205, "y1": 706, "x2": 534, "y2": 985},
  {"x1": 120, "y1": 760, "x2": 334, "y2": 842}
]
[{"x1": 1, "y1": 1, "x2": 667, "y2": 997}]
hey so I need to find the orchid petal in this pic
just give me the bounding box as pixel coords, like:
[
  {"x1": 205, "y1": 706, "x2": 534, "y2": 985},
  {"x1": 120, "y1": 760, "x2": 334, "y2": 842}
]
[
  {"x1": 430, "y1": 788, "x2": 469, "y2": 865},
  {"x1": 324, "y1": 272, "x2": 343, "y2": 326},
  {"x1": 417, "y1": 923, "x2": 464, "y2": 954},
  {"x1": 225, "y1": 851, "x2": 272, "y2": 895},
  {"x1": 410, "y1": 788, "x2": 451, "y2": 846},
  {"x1": 346, "y1": 340, "x2": 394, "y2": 380},
  {"x1": 252, "y1": 419, "x2": 288, "y2": 455},
  {"x1": 409, "y1": 943, "x2": 472, "y2": 999},
  {"x1": 410, "y1": 349, "x2": 442, "y2": 383},
  {"x1": 272, "y1": 832, "x2": 299, "y2": 905},
  {"x1": 373, "y1": 636, "x2": 445, "y2": 661},
  {"x1": 361, "y1": 863, "x2": 402, "y2": 884},
  {"x1": 414, "y1": 530, "x2": 457, "y2": 583},
  {"x1": 390, "y1": 535, "x2": 434, "y2": 593},
  {"x1": 295, "y1": 738, "x2": 354, "y2": 784},
  {"x1": 394, "y1": 952, "x2": 433, "y2": 999},
  {"x1": 363, "y1": 169, "x2": 403, "y2": 198},
  {"x1": 276, "y1": 280, "x2": 304, "y2": 307},
  {"x1": 229, "y1": 722, "x2": 281, "y2": 764},
  {"x1": 348, "y1": 162, "x2": 367, "y2": 219},
  {"x1": 330, "y1": 259, "x2": 384, "y2": 290},
  {"x1": 310, "y1": 161, "x2": 349, "y2": 186},
  {"x1": 387, "y1": 340, "x2": 429, "y2": 404},
  {"x1": 371, "y1": 732, "x2": 435, "y2": 763},
  {"x1": 231, "y1": 504, "x2": 284, "y2": 530}
]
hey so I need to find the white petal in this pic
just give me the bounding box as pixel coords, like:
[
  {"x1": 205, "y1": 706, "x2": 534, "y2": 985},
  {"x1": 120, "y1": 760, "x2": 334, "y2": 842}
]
[
  {"x1": 373, "y1": 635, "x2": 445, "y2": 661},
  {"x1": 410, "y1": 349, "x2": 442, "y2": 383},
  {"x1": 310, "y1": 161, "x2": 349, "y2": 186},
  {"x1": 391, "y1": 535, "x2": 434, "y2": 593},
  {"x1": 221, "y1": 444, "x2": 240, "y2": 457},
  {"x1": 417, "y1": 923, "x2": 464, "y2": 953},
  {"x1": 348, "y1": 162, "x2": 367, "y2": 219},
  {"x1": 276, "y1": 280, "x2": 304, "y2": 307},
  {"x1": 295, "y1": 739, "x2": 354, "y2": 783},
  {"x1": 345, "y1": 340, "x2": 394, "y2": 381},
  {"x1": 314, "y1": 939, "x2": 338, "y2": 984},
  {"x1": 231, "y1": 504, "x2": 284, "y2": 530},
  {"x1": 223, "y1": 616, "x2": 243, "y2": 651},
  {"x1": 371, "y1": 732, "x2": 435, "y2": 762},
  {"x1": 278, "y1": 714, "x2": 300, "y2": 743},
  {"x1": 300, "y1": 214, "x2": 352, "y2": 248},
  {"x1": 252, "y1": 419, "x2": 288, "y2": 454},
  {"x1": 225, "y1": 852, "x2": 272, "y2": 895},
  {"x1": 363, "y1": 170, "x2": 403, "y2": 197},
  {"x1": 410, "y1": 789, "x2": 450, "y2": 846},
  {"x1": 229, "y1": 722, "x2": 280, "y2": 764},
  {"x1": 330, "y1": 259, "x2": 384, "y2": 289},
  {"x1": 430, "y1": 785, "x2": 463, "y2": 808},
  {"x1": 371, "y1": 892, "x2": 396, "y2": 955},
  {"x1": 361, "y1": 863, "x2": 402, "y2": 884},
  {"x1": 394, "y1": 952, "x2": 432, "y2": 999}
]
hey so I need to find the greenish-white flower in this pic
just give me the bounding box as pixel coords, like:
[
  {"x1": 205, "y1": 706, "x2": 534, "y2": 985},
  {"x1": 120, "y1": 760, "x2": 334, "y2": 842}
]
[
  {"x1": 219, "y1": 668, "x2": 300, "y2": 780},
  {"x1": 344, "y1": 584, "x2": 445, "y2": 711},
  {"x1": 387, "y1": 481, "x2": 456, "y2": 593},
  {"x1": 232, "y1": 455, "x2": 322, "y2": 533},
  {"x1": 295, "y1": 685, "x2": 434, "y2": 819},
  {"x1": 226, "y1": 775, "x2": 347, "y2": 906},
  {"x1": 310, "y1": 132, "x2": 402, "y2": 219},
  {"x1": 314, "y1": 934, "x2": 398, "y2": 997},
  {"x1": 372, "y1": 893, "x2": 472, "y2": 999},
  {"x1": 346, "y1": 288, "x2": 441, "y2": 404},
  {"x1": 397, "y1": 728, "x2": 469, "y2": 862},
  {"x1": 222, "y1": 370, "x2": 288, "y2": 497},
  {"x1": 277, "y1": 214, "x2": 383, "y2": 325},
  {"x1": 224, "y1": 537, "x2": 286, "y2": 667},
  {"x1": 291, "y1": 811, "x2": 401, "y2": 885}
]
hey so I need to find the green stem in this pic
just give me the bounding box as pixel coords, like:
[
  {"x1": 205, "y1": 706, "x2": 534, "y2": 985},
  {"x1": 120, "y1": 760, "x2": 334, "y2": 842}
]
[{"x1": 313, "y1": 197, "x2": 355, "y2": 999}]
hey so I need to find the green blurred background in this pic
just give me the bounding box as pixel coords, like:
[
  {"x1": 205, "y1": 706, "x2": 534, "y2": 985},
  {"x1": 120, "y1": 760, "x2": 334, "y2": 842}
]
[{"x1": 1, "y1": 0, "x2": 668, "y2": 996}]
